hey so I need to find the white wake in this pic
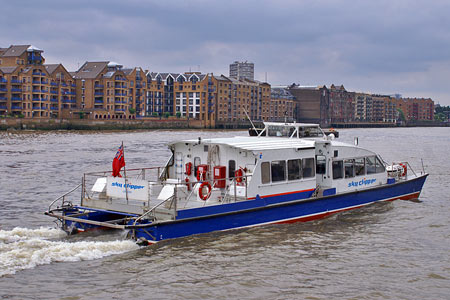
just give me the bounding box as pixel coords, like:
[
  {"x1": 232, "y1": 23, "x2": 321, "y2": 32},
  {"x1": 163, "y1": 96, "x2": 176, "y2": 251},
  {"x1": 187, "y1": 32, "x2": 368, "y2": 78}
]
[{"x1": 0, "y1": 227, "x2": 139, "y2": 277}]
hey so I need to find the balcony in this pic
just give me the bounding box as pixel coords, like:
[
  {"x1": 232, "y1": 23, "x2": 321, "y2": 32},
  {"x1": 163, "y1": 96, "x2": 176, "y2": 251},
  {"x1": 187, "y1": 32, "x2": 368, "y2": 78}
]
[
  {"x1": 94, "y1": 91, "x2": 104, "y2": 96},
  {"x1": 32, "y1": 106, "x2": 43, "y2": 110},
  {"x1": 32, "y1": 89, "x2": 41, "y2": 93},
  {"x1": 71, "y1": 83, "x2": 76, "y2": 87},
  {"x1": 61, "y1": 83, "x2": 67, "y2": 87},
  {"x1": 33, "y1": 80, "x2": 41, "y2": 84},
  {"x1": 115, "y1": 108, "x2": 125, "y2": 112},
  {"x1": 33, "y1": 98, "x2": 42, "y2": 101},
  {"x1": 11, "y1": 105, "x2": 22, "y2": 110},
  {"x1": 94, "y1": 84, "x2": 104, "y2": 88},
  {"x1": 11, "y1": 79, "x2": 21, "y2": 84},
  {"x1": 0, "y1": 88, "x2": 7, "y2": 92},
  {"x1": 41, "y1": 89, "x2": 49, "y2": 93},
  {"x1": 42, "y1": 80, "x2": 49, "y2": 84},
  {"x1": 50, "y1": 107, "x2": 59, "y2": 110},
  {"x1": 62, "y1": 99, "x2": 76, "y2": 104},
  {"x1": 95, "y1": 100, "x2": 104, "y2": 104},
  {"x1": 50, "y1": 90, "x2": 58, "y2": 94},
  {"x1": 51, "y1": 82, "x2": 59, "y2": 86},
  {"x1": 50, "y1": 98, "x2": 58, "y2": 103},
  {"x1": 32, "y1": 71, "x2": 40, "y2": 75},
  {"x1": 0, "y1": 106, "x2": 7, "y2": 110},
  {"x1": 0, "y1": 96, "x2": 7, "y2": 100},
  {"x1": 11, "y1": 97, "x2": 22, "y2": 101},
  {"x1": 0, "y1": 78, "x2": 7, "y2": 83}
]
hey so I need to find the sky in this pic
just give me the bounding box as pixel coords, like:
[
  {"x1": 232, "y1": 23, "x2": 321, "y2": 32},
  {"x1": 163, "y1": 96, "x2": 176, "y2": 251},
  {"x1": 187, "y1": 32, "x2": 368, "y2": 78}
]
[{"x1": 1, "y1": 0, "x2": 449, "y2": 105}]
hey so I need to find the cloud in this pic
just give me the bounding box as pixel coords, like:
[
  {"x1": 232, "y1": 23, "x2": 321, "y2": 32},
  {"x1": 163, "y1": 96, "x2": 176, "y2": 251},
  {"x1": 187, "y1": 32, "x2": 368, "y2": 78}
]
[{"x1": 1, "y1": 0, "x2": 449, "y2": 104}]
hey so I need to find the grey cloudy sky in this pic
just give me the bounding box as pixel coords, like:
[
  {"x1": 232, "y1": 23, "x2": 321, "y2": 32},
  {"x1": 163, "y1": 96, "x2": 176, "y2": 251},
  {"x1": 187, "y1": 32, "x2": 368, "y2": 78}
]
[{"x1": 1, "y1": 0, "x2": 449, "y2": 105}]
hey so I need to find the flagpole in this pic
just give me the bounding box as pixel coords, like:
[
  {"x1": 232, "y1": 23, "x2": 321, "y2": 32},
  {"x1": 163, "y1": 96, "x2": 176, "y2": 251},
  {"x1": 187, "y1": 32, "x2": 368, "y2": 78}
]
[{"x1": 122, "y1": 141, "x2": 129, "y2": 204}]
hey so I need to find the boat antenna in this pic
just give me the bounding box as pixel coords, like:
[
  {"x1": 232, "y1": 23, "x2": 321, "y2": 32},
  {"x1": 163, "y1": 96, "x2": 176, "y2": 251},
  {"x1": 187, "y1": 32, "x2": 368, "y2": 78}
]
[{"x1": 243, "y1": 108, "x2": 257, "y2": 132}]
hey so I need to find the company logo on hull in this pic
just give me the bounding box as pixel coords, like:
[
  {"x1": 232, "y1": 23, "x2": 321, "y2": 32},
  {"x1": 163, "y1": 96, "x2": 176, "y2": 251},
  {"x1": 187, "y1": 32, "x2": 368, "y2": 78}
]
[{"x1": 348, "y1": 178, "x2": 376, "y2": 188}]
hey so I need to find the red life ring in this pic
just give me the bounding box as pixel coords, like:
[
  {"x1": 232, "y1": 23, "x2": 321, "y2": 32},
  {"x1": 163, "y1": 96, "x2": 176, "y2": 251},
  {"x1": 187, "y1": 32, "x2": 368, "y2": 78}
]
[
  {"x1": 185, "y1": 162, "x2": 192, "y2": 176},
  {"x1": 235, "y1": 168, "x2": 244, "y2": 183},
  {"x1": 399, "y1": 163, "x2": 407, "y2": 177},
  {"x1": 198, "y1": 182, "x2": 211, "y2": 201}
]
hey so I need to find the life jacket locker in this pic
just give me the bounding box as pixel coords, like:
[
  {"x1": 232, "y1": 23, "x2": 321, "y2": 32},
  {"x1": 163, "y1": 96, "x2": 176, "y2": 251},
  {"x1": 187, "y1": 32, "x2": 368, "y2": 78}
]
[{"x1": 214, "y1": 166, "x2": 226, "y2": 188}]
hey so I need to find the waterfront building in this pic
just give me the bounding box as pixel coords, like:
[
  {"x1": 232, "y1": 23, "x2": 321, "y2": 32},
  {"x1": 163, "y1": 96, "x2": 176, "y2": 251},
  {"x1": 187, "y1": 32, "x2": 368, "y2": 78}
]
[
  {"x1": 288, "y1": 84, "x2": 330, "y2": 126},
  {"x1": 269, "y1": 87, "x2": 295, "y2": 122},
  {"x1": 328, "y1": 84, "x2": 355, "y2": 123},
  {"x1": 229, "y1": 61, "x2": 254, "y2": 81},
  {"x1": 146, "y1": 72, "x2": 217, "y2": 127},
  {"x1": 395, "y1": 97, "x2": 434, "y2": 121},
  {"x1": 215, "y1": 75, "x2": 270, "y2": 124},
  {"x1": 0, "y1": 45, "x2": 75, "y2": 118},
  {"x1": 123, "y1": 67, "x2": 147, "y2": 117},
  {"x1": 73, "y1": 61, "x2": 140, "y2": 120}
]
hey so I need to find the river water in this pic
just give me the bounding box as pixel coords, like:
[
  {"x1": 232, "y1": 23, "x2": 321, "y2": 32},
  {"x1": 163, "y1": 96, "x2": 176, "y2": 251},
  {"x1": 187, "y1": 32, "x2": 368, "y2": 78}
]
[{"x1": 0, "y1": 127, "x2": 449, "y2": 299}]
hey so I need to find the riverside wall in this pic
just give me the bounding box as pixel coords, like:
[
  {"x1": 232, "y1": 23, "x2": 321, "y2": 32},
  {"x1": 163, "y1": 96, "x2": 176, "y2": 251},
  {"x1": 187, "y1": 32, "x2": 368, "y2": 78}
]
[{"x1": 0, "y1": 118, "x2": 205, "y2": 131}]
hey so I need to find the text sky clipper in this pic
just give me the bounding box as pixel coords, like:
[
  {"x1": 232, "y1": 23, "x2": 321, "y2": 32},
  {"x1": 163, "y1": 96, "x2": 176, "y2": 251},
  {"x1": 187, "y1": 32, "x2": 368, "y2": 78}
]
[{"x1": 45, "y1": 122, "x2": 428, "y2": 244}]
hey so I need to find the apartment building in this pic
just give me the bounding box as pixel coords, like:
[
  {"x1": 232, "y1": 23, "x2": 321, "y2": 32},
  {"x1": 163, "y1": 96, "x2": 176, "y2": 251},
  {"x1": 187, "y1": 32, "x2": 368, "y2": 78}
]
[
  {"x1": 73, "y1": 61, "x2": 141, "y2": 120},
  {"x1": 288, "y1": 85, "x2": 330, "y2": 126},
  {"x1": 0, "y1": 45, "x2": 75, "y2": 118},
  {"x1": 146, "y1": 72, "x2": 216, "y2": 125},
  {"x1": 215, "y1": 75, "x2": 270, "y2": 123},
  {"x1": 229, "y1": 61, "x2": 254, "y2": 80},
  {"x1": 269, "y1": 87, "x2": 295, "y2": 122},
  {"x1": 395, "y1": 97, "x2": 434, "y2": 121},
  {"x1": 328, "y1": 84, "x2": 355, "y2": 123}
]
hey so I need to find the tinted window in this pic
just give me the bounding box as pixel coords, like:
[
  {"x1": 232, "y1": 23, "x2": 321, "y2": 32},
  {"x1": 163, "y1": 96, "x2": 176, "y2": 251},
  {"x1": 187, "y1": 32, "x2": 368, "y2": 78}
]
[
  {"x1": 261, "y1": 162, "x2": 270, "y2": 184},
  {"x1": 229, "y1": 160, "x2": 236, "y2": 178},
  {"x1": 366, "y1": 156, "x2": 376, "y2": 174},
  {"x1": 355, "y1": 158, "x2": 365, "y2": 176},
  {"x1": 333, "y1": 160, "x2": 343, "y2": 179},
  {"x1": 316, "y1": 155, "x2": 326, "y2": 175},
  {"x1": 344, "y1": 159, "x2": 355, "y2": 178},
  {"x1": 288, "y1": 159, "x2": 301, "y2": 181},
  {"x1": 303, "y1": 158, "x2": 315, "y2": 178},
  {"x1": 271, "y1": 160, "x2": 286, "y2": 182}
]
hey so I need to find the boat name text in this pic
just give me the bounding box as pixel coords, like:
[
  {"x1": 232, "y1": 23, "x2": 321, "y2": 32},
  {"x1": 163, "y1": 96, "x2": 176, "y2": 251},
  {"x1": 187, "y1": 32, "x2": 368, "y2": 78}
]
[{"x1": 348, "y1": 178, "x2": 376, "y2": 188}]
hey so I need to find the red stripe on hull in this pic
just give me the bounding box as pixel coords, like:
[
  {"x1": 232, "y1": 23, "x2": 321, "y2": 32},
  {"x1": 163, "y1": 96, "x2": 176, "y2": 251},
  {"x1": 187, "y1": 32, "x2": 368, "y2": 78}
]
[{"x1": 274, "y1": 191, "x2": 421, "y2": 225}]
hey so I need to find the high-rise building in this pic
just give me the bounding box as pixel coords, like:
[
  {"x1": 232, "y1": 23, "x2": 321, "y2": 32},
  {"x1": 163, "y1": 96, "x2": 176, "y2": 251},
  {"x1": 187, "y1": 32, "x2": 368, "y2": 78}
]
[{"x1": 229, "y1": 61, "x2": 254, "y2": 80}]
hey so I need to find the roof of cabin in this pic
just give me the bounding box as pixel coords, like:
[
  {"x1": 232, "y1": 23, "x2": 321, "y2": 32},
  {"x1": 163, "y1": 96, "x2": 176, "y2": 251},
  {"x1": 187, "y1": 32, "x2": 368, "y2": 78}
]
[{"x1": 173, "y1": 136, "x2": 317, "y2": 151}]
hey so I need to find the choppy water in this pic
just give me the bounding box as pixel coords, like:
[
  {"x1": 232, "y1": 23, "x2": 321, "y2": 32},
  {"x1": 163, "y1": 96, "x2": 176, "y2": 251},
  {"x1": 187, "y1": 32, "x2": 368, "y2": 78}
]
[{"x1": 0, "y1": 128, "x2": 449, "y2": 299}]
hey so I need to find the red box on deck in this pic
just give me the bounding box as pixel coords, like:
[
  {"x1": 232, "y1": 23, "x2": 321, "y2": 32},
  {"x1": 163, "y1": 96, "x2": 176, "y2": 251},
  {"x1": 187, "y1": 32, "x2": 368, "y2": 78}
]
[{"x1": 213, "y1": 166, "x2": 226, "y2": 188}]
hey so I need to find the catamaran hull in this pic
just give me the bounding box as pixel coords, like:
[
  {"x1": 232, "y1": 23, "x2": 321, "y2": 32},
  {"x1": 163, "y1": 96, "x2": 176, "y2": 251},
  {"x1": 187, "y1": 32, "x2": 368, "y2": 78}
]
[{"x1": 129, "y1": 174, "x2": 427, "y2": 243}]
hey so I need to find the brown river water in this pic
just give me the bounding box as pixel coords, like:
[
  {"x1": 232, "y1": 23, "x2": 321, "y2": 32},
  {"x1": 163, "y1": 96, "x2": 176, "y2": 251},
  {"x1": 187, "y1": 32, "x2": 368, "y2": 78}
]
[{"x1": 0, "y1": 127, "x2": 449, "y2": 299}]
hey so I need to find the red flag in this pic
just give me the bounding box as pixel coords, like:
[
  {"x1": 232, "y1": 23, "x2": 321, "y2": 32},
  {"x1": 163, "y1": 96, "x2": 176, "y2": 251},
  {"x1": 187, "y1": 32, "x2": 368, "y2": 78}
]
[{"x1": 112, "y1": 144, "x2": 125, "y2": 177}]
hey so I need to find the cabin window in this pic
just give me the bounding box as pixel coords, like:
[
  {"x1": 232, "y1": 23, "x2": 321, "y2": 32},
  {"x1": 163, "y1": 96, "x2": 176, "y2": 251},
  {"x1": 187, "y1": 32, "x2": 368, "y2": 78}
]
[
  {"x1": 332, "y1": 160, "x2": 344, "y2": 179},
  {"x1": 194, "y1": 157, "x2": 201, "y2": 177},
  {"x1": 366, "y1": 156, "x2": 377, "y2": 174},
  {"x1": 229, "y1": 160, "x2": 236, "y2": 179},
  {"x1": 375, "y1": 156, "x2": 385, "y2": 173},
  {"x1": 355, "y1": 158, "x2": 365, "y2": 176},
  {"x1": 316, "y1": 155, "x2": 326, "y2": 175},
  {"x1": 288, "y1": 159, "x2": 301, "y2": 180},
  {"x1": 261, "y1": 162, "x2": 270, "y2": 184},
  {"x1": 271, "y1": 160, "x2": 286, "y2": 182},
  {"x1": 303, "y1": 158, "x2": 315, "y2": 178},
  {"x1": 344, "y1": 159, "x2": 355, "y2": 178}
]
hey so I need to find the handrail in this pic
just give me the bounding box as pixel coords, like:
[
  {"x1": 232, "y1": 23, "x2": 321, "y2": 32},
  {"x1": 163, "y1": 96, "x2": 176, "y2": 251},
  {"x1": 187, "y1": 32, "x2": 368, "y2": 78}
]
[
  {"x1": 132, "y1": 195, "x2": 175, "y2": 226},
  {"x1": 48, "y1": 183, "x2": 82, "y2": 212}
]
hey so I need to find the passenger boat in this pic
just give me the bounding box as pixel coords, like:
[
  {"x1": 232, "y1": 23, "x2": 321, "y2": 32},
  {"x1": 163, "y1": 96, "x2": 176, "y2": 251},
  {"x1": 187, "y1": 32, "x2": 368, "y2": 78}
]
[{"x1": 45, "y1": 122, "x2": 428, "y2": 244}]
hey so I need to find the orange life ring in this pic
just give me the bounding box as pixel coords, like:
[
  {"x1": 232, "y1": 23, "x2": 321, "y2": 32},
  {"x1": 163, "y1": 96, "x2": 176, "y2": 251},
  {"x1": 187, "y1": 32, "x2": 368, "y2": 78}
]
[
  {"x1": 235, "y1": 168, "x2": 243, "y2": 183},
  {"x1": 185, "y1": 162, "x2": 192, "y2": 176},
  {"x1": 399, "y1": 163, "x2": 407, "y2": 177},
  {"x1": 198, "y1": 182, "x2": 211, "y2": 201}
]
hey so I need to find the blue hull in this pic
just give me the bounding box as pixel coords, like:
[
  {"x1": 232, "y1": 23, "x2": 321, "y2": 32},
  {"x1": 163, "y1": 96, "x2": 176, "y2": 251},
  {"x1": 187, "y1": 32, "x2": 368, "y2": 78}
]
[{"x1": 131, "y1": 174, "x2": 427, "y2": 243}]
